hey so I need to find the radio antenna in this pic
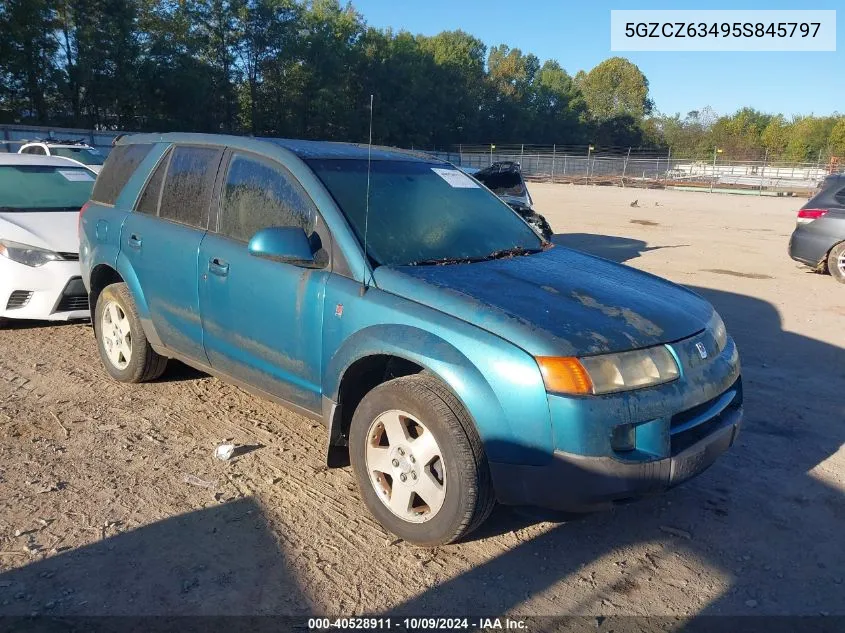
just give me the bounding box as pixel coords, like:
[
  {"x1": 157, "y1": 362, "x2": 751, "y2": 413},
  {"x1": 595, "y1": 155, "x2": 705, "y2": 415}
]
[{"x1": 362, "y1": 93, "x2": 374, "y2": 291}]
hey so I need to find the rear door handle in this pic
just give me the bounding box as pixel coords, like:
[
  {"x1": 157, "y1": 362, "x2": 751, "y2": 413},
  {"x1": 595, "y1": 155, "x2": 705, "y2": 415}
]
[
  {"x1": 127, "y1": 234, "x2": 142, "y2": 249},
  {"x1": 209, "y1": 257, "x2": 229, "y2": 277}
]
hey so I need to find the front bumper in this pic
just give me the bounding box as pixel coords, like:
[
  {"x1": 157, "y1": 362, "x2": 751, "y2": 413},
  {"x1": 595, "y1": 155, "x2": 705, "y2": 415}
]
[
  {"x1": 491, "y1": 400, "x2": 742, "y2": 511},
  {"x1": 0, "y1": 258, "x2": 89, "y2": 321}
]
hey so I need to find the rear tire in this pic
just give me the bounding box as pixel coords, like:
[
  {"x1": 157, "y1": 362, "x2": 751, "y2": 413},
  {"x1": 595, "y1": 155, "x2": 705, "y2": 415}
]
[
  {"x1": 827, "y1": 242, "x2": 845, "y2": 284},
  {"x1": 349, "y1": 373, "x2": 495, "y2": 546},
  {"x1": 94, "y1": 283, "x2": 167, "y2": 383}
]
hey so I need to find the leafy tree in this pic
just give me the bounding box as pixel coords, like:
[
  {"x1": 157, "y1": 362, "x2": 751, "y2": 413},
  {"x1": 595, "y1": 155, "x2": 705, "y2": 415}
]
[{"x1": 578, "y1": 57, "x2": 652, "y2": 121}]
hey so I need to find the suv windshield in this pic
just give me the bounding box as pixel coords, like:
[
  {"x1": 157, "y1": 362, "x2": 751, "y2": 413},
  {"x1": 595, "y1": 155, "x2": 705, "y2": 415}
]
[
  {"x1": 0, "y1": 165, "x2": 95, "y2": 211},
  {"x1": 51, "y1": 146, "x2": 104, "y2": 165},
  {"x1": 308, "y1": 159, "x2": 543, "y2": 267}
]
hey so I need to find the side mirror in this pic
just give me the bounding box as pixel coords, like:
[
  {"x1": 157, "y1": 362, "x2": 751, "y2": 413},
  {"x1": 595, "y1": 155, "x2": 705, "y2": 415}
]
[{"x1": 248, "y1": 226, "x2": 317, "y2": 267}]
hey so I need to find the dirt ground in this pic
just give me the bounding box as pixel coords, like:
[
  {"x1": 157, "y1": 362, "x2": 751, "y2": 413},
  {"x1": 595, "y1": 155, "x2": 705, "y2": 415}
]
[{"x1": 0, "y1": 184, "x2": 842, "y2": 618}]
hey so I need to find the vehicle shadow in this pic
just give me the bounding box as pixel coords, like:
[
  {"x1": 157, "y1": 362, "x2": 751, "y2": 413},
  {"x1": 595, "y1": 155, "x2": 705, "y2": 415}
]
[
  {"x1": 153, "y1": 359, "x2": 209, "y2": 383},
  {"x1": 384, "y1": 232, "x2": 844, "y2": 616},
  {"x1": 0, "y1": 498, "x2": 311, "y2": 616},
  {"x1": 550, "y1": 233, "x2": 688, "y2": 263}
]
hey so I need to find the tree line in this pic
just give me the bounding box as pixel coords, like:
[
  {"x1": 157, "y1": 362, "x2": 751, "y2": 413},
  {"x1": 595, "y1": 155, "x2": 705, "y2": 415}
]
[{"x1": 1, "y1": 0, "x2": 842, "y2": 163}]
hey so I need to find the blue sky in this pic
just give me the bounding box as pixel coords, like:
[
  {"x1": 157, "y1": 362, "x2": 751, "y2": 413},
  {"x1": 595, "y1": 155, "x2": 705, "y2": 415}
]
[{"x1": 349, "y1": 0, "x2": 843, "y2": 119}]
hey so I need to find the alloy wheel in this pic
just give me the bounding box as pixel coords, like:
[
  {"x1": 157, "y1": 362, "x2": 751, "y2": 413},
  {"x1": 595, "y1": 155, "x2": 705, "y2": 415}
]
[
  {"x1": 365, "y1": 409, "x2": 447, "y2": 523},
  {"x1": 101, "y1": 300, "x2": 132, "y2": 370}
]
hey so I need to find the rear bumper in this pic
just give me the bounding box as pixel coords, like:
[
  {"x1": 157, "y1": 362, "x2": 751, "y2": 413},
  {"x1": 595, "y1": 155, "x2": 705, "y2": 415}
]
[
  {"x1": 788, "y1": 227, "x2": 836, "y2": 268},
  {"x1": 490, "y1": 403, "x2": 742, "y2": 511}
]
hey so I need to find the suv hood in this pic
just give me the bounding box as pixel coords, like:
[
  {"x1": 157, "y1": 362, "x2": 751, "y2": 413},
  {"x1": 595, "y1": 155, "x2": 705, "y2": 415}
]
[
  {"x1": 0, "y1": 211, "x2": 81, "y2": 253},
  {"x1": 374, "y1": 246, "x2": 713, "y2": 357}
]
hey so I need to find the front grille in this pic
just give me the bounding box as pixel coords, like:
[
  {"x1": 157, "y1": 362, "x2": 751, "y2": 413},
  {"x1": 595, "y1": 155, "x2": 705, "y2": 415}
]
[
  {"x1": 58, "y1": 252, "x2": 79, "y2": 261},
  {"x1": 6, "y1": 290, "x2": 33, "y2": 310},
  {"x1": 55, "y1": 295, "x2": 88, "y2": 312},
  {"x1": 670, "y1": 379, "x2": 742, "y2": 454}
]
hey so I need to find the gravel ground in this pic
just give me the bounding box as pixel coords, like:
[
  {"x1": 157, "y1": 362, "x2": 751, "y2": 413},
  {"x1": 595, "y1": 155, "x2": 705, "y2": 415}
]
[{"x1": 0, "y1": 184, "x2": 842, "y2": 617}]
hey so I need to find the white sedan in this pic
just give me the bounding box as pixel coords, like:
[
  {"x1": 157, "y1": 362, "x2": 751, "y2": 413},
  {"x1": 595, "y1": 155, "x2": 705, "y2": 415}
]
[{"x1": 0, "y1": 154, "x2": 96, "y2": 322}]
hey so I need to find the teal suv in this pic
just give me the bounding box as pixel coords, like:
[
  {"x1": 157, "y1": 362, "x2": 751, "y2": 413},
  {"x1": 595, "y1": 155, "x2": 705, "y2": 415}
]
[{"x1": 80, "y1": 134, "x2": 743, "y2": 545}]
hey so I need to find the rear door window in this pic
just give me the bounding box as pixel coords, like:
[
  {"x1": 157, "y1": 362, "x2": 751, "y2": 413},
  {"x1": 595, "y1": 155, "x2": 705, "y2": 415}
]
[
  {"x1": 218, "y1": 153, "x2": 317, "y2": 242},
  {"x1": 91, "y1": 143, "x2": 153, "y2": 205},
  {"x1": 158, "y1": 145, "x2": 223, "y2": 230}
]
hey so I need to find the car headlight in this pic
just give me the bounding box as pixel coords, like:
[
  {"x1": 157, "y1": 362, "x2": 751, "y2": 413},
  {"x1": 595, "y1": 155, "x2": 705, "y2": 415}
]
[
  {"x1": 0, "y1": 239, "x2": 62, "y2": 267},
  {"x1": 709, "y1": 311, "x2": 727, "y2": 353},
  {"x1": 537, "y1": 345, "x2": 680, "y2": 396}
]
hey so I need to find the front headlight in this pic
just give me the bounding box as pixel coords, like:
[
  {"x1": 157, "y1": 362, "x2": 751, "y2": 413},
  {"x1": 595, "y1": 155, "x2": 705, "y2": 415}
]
[
  {"x1": 709, "y1": 311, "x2": 727, "y2": 353},
  {"x1": 537, "y1": 345, "x2": 680, "y2": 396},
  {"x1": 0, "y1": 239, "x2": 62, "y2": 267}
]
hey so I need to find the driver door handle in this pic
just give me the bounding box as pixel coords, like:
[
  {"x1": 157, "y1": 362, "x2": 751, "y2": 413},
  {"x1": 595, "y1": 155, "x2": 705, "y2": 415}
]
[
  {"x1": 209, "y1": 257, "x2": 229, "y2": 277},
  {"x1": 127, "y1": 234, "x2": 143, "y2": 249}
]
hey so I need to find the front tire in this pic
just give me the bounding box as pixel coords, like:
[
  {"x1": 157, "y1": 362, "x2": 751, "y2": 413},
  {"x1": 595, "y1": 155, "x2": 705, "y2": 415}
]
[
  {"x1": 94, "y1": 283, "x2": 167, "y2": 382},
  {"x1": 349, "y1": 374, "x2": 495, "y2": 546},
  {"x1": 827, "y1": 242, "x2": 845, "y2": 284}
]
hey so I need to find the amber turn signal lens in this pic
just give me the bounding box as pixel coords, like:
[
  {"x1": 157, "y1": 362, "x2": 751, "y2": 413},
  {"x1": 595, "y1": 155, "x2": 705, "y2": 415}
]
[{"x1": 536, "y1": 357, "x2": 593, "y2": 395}]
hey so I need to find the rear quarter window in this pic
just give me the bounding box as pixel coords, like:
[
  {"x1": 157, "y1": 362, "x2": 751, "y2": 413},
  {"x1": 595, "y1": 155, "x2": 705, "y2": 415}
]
[
  {"x1": 91, "y1": 143, "x2": 153, "y2": 206},
  {"x1": 835, "y1": 186, "x2": 845, "y2": 207}
]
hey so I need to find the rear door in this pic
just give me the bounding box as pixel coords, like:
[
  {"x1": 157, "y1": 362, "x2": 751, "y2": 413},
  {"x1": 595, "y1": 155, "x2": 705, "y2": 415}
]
[
  {"x1": 122, "y1": 145, "x2": 223, "y2": 362},
  {"x1": 198, "y1": 150, "x2": 329, "y2": 412}
]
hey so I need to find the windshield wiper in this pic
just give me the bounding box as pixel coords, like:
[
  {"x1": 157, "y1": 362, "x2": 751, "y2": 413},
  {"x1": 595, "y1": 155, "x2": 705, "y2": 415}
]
[
  {"x1": 407, "y1": 255, "x2": 484, "y2": 266},
  {"x1": 407, "y1": 246, "x2": 542, "y2": 267},
  {"x1": 480, "y1": 245, "x2": 543, "y2": 261}
]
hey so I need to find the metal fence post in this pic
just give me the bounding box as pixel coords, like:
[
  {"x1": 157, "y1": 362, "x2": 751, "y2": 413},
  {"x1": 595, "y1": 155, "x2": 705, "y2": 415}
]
[
  {"x1": 551, "y1": 144, "x2": 556, "y2": 183},
  {"x1": 520, "y1": 143, "x2": 524, "y2": 167},
  {"x1": 759, "y1": 148, "x2": 768, "y2": 195},
  {"x1": 621, "y1": 147, "x2": 631, "y2": 187},
  {"x1": 666, "y1": 147, "x2": 671, "y2": 183},
  {"x1": 563, "y1": 153, "x2": 567, "y2": 176}
]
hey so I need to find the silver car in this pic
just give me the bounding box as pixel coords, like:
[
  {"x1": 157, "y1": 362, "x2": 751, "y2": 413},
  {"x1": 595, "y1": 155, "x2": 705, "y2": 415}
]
[{"x1": 788, "y1": 173, "x2": 845, "y2": 284}]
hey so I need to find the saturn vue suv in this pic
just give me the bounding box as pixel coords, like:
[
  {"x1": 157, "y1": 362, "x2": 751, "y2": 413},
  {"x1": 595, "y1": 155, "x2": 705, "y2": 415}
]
[{"x1": 79, "y1": 133, "x2": 743, "y2": 545}]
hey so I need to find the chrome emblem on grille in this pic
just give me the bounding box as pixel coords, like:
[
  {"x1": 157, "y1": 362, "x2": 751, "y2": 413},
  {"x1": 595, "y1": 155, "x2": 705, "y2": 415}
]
[{"x1": 695, "y1": 342, "x2": 708, "y2": 359}]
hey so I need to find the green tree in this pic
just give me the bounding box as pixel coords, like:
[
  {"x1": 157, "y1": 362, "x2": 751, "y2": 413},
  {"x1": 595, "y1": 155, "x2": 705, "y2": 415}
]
[
  {"x1": 578, "y1": 57, "x2": 652, "y2": 121},
  {"x1": 0, "y1": 0, "x2": 58, "y2": 123},
  {"x1": 829, "y1": 118, "x2": 845, "y2": 159}
]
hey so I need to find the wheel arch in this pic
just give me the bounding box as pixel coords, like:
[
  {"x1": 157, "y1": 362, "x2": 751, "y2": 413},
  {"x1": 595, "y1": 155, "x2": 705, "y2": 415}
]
[
  {"x1": 88, "y1": 264, "x2": 124, "y2": 328},
  {"x1": 324, "y1": 324, "x2": 511, "y2": 467}
]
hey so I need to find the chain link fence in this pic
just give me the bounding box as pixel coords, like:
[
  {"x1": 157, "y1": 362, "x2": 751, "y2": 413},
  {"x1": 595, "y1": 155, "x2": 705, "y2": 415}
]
[
  {"x1": 2, "y1": 125, "x2": 834, "y2": 195},
  {"x1": 427, "y1": 144, "x2": 835, "y2": 195}
]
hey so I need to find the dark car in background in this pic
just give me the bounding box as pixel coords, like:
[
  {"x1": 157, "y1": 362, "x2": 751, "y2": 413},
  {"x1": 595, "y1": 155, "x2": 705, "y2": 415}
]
[
  {"x1": 789, "y1": 173, "x2": 845, "y2": 284},
  {"x1": 472, "y1": 161, "x2": 553, "y2": 240}
]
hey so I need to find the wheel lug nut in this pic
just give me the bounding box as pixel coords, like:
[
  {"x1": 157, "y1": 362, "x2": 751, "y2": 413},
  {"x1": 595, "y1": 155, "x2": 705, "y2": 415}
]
[
  {"x1": 410, "y1": 455, "x2": 415, "y2": 463},
  {"x1": 400, "y1": 473, "x2": 407, "y2": 482},
  {"x1": 411, "y1": 472, "x2": 417, "y2": 480},
  {"x1": 398, "y1": 448, "x2": 404, "y2": 456},
  {"x1": 392, "y1": 459, "x2": 399, "y2": 467}
]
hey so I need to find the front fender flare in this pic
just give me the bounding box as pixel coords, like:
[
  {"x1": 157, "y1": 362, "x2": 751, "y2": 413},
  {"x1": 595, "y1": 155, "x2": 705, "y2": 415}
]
[{"x1": 326, "y1": 324, "x2": 552, "y2": 464}]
